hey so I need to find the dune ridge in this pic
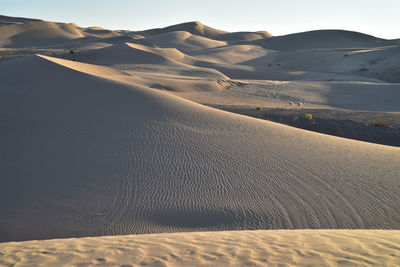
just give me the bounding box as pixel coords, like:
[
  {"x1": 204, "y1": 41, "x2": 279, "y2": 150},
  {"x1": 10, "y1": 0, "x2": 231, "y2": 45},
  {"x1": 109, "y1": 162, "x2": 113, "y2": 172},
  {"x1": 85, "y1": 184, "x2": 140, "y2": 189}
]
[{"x1": 141, "y1": 21, "x2": 227, "y2": 38}]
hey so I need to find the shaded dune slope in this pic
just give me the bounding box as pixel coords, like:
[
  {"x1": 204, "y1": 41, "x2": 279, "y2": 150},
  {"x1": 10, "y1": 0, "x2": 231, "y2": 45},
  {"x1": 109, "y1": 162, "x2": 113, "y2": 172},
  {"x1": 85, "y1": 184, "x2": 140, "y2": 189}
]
[
  {"x1": 258, "y1": 30, "x2": 396, "y2": 50},
  {"x1": 0, "y1": 56, "x2": 399, "y2": 242},
  {"x1": 0, "y1": 15, "x2": 41, "y2": 25},
  {"x1": 78, "y1": 42, "x2": 178, "y2": 65},
  {"x1": 0, "y1": 20, "x2": 85, "y2": 47}
]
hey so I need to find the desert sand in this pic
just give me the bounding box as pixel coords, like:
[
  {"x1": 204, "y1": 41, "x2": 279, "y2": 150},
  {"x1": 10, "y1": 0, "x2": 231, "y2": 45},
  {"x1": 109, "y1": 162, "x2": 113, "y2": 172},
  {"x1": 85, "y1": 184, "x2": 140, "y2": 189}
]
[
  {"x1": 1, "y1": 230, "x2": 399, "y2": 266},
  {"x1": 0, "y1": 15, "x2": 399, "y2": 265}
]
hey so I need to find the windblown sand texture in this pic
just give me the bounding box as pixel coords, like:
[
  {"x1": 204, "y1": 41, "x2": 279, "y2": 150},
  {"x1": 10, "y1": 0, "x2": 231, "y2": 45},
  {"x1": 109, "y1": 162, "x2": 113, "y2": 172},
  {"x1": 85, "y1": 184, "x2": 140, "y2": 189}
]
[
  {"x1": 1, "y1": 230, "x2": 399, "y2": 266},
  {"x1": 0, "y1": 15, "x2": 399, "y2": 266}
]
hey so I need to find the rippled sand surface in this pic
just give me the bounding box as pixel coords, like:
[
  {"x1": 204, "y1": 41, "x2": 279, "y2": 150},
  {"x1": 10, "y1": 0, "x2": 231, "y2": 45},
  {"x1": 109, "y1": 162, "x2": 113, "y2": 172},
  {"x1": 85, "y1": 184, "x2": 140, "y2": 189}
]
[{"x1": 1, "y1": 230, "x2": 399, "y2": 266}]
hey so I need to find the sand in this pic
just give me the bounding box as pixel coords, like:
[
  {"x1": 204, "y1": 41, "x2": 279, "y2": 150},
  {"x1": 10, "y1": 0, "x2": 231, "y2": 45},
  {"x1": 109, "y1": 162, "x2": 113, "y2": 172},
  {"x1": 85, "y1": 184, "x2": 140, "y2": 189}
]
[
  {"x1": 1, "y1": 230, "x2": 399, "y2": 266},
  {"x1": 0, "y1": 14, "x2": 399, "y2": 265},
  {"x1": 1, "y1": 53, "x2": 399, "y2": 242}
]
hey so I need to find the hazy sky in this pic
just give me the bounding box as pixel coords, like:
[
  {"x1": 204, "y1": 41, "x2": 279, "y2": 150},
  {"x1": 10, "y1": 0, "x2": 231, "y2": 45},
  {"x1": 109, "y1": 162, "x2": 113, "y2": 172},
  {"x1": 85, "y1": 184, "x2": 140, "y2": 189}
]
[{"x1": 2, "y1": 0, "x2": 399, "y2": 39}]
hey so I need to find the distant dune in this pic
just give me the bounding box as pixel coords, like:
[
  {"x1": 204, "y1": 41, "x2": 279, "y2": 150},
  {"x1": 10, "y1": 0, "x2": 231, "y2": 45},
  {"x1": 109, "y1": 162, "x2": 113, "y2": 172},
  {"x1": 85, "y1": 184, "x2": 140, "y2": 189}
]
[
  {"x1": 0, "y1": 15, "x2": 399, "y2": 266},
  {"x1": 141, "y1": 21, "x2": 227, "y2": 38},
  {"x1": 214, "y1": 31, "x2": 273, "y2": 42},
  {"x1": 0, "y1": 15, "x2": 42, "y2": 25},
  {"x1": 257, "y1": 30, "x2": 391, "y2": 50}
]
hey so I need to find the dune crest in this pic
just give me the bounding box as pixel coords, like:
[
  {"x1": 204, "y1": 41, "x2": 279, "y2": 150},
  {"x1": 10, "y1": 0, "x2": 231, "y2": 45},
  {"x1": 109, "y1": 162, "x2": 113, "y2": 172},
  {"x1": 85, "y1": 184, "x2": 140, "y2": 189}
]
[{"x1": 142, "y1": 21, "x2": 227, "y2": 38}]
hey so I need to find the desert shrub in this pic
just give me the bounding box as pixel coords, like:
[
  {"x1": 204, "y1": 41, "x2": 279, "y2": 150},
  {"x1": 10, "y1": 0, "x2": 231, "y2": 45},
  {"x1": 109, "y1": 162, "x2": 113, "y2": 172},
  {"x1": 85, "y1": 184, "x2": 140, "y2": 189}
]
[
  {"x1": 256, "y1": 107, "x2": 262, "y2": 110},
  {"x1": 305, "y1": 113, "x2": 313, "y2": 121},
  {"x1": 370, "y1": 120, "x2": 390, "y2": 128},
  {"x1": 138, "y1": 64, "x2": 144, "y2": 69}
]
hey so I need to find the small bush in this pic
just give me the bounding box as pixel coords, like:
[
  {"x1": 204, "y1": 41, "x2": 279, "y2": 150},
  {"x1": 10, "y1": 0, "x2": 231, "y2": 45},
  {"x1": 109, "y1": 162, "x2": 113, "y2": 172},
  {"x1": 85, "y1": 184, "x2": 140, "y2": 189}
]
[
  {"x1": 19, "y1": 54, "x2": 24, "y2": 57},
  {"x1": 138, "y1": 64, "x2": 144, "y2": 69},
  {"x1": 305, "y1": 113, "x2": 313, "y2": 121},
  {"x1": 370, "y1": 120, "x2": 390, "y2": 128},
  {"x1": 52, "y1": 52, "x2": 57, "y2": 56},
  {"x1": 256, "y1": 107, "x2": 262, "y2": 110},
  {"x1": 358, "y1": 68, "x2": 368, "y2": 72},
  {"x1": 293, "y1": 116, "x2": 299, "y2": 121},
  {"x1": 69, "y1": 50, "x2": 74, "y2": 54},
  {"x1": 0, "y1": 55, "x2": 2, "y2": 60}
]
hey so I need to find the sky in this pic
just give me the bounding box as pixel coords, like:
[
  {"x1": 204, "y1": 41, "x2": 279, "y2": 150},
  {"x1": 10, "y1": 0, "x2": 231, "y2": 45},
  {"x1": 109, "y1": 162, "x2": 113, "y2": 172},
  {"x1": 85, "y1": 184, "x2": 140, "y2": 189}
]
[{"x1": 1, "y1": 0, "x2": 399, "y2": 39}]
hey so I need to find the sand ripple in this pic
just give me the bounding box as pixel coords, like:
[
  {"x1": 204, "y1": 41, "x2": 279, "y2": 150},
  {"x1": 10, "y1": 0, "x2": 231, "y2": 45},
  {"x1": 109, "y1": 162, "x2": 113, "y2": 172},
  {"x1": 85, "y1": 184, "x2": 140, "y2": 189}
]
[{"x1": 1, "y1": 230, "x2": 399, "y2": 266}]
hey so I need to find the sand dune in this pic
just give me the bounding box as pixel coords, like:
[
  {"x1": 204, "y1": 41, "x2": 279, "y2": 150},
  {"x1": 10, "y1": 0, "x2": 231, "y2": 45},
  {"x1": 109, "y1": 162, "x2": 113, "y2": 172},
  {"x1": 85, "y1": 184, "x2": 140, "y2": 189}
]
[
  {"x1": 0, "y1": 15, "x2": 41, "y2": 25},
  {"x1": 80, "y1": 26, "x2": 122, "y2": 38},
  {"x1": 78, "y1": 42, "x2": 179, "y2": 65},
  {"x1": 1, "y1": 230, "x2": 399, "y2": 266},
  {"x1": 214, "y1": 31, "x2": 273, "y2": 42},
  {"x1": 2, "y1": 16, "x2": 397, "y2": 82},
  {"x1": 191, "y1": 44, "x2": 269, "y2": 65},
  {"x1": 142, "y1": 21, "x2": 227, "y2": 38},
  {"x1": 1, "y1": 54, "x2": 399, "y2": 243},
  {"x1": 144, "y1": 31, "x2": 227, "y2": 53},
  {"x1": 257, "y1": 30, "x2": 396, "y2": 50},
  {"x1": 0, "y1": 20, "x2": 124, "y2": 48},
  {"x1": 0, "y1": 17, "x2": 400, "y2": 267},
  {"x1": 262, "y1": 45, "x2": 400, "y2": 83},
  {"x1": 0, "y1": 20, "x2": 85, "y2": 47},
  {"x1": 72, "y1": 42, "x2": 229, "y2": 80}
]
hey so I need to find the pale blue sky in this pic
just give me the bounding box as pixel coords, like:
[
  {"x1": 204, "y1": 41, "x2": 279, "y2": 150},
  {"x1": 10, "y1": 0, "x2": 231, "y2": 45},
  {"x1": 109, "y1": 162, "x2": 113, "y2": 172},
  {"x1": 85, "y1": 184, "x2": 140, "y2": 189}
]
[{"x1": 2, "y1": 0, "x2": 399, "y2": 39}]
